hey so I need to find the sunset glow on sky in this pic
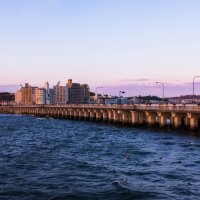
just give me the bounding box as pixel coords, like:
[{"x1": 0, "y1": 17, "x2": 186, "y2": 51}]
[{"x1": 1, "y1": 0, "x2": 200, "y2": 97}]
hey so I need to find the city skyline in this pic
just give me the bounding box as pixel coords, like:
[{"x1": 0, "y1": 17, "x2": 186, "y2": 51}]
[
  {"x1": 1, "y1": 80, "x2": 200, "y2": 98},
  {"x1": 1, "y1": 0, "x2": 200, "y2": 97}
]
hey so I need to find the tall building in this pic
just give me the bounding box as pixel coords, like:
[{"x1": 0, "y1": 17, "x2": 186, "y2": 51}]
[
  {"x1": 14, "y1": 80, "x2": 90, "y2": 105},
  {"x1": 68, "y1": 79, "x2": 90, "y2": 104},
  {"x1": 80, "y1": 84, "x2": 90, "y2": 103},
  {"x1": 35, "y1": 82, "x2": 56, "y2": 105},
  {"x1": 15, "y1": 83, "x2": 36, "y2": 105},
  {"x1": 44, "y1": 82, "x2": 50, "y2": 105},
  {"x1": 35, "y1": 88, "x2": 46, "y2": 105},
  {"x1": 54, "y1": 81, "x2": 67, "y2": 104},
  {"x1": 49, "y1": 88, "x2": 55, "y2": 104},
  {"x1": 15, "y1": 90, "x2": 22, "y2": 104}
]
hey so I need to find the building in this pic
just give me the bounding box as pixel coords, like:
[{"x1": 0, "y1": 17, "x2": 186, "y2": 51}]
[
  {"x1": 44, "y1": 82, "x2": 50, "y2": 105},
  {"x1": 0, "y1": 93, "x2": 15, "y2": 105},
  {"x1": 127, "y1": 97, "x2": 141, "y2": 104},
  {"x1": 54, "y1": 81, "x2": 67, "y2": 104},
  {"x1": 14, "y1": 80, "x2": 90, "y2": 105},
  {"x1": 15, "y1": 90, "x2": 22, "y2": 104},
  {"x1": 81, "y1": 84, "x2": 90, "y2": 103},
  {"x1": 67, "y1": 79, "x2": 90, "y2": 104},
  {"x1": 104, "y1": 98, "x2": 118, "y2": 105},
  {"x1": 49, "y1": 88, "x2": 55, "y2": 104},
  {"x1": 15, "y1": 83, "x2": 36, "y2": 105},
  {"x1": 35, "y1": 88, "x2": 46, "y2": 105}
]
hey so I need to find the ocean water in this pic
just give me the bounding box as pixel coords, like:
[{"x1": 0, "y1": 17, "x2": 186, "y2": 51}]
[{"x1": 0, "y1": 114, "x2": 200, "y2": 200}]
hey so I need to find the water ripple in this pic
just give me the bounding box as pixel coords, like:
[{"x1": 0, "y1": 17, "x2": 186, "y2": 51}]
[{"x1": 0, "y1": 114, "x2": 200, "y2": 200}]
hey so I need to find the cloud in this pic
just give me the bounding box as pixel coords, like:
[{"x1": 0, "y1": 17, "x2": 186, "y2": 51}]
[{"x1": 120, "y1": 78, "x2": 151, "y2": 82}]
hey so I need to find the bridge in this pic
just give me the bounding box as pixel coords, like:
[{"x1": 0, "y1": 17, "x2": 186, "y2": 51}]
[{"x1": 1, "y1": 104, "x2": 200, "y2": 130}]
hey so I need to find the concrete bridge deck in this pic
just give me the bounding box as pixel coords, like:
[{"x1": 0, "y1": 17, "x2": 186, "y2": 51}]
[{"x1": 1, "y1": 104, "x2": 200, "y2": 130}]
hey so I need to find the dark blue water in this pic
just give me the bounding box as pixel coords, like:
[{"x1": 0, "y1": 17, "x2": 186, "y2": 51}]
[{"x1": 0, "y1": 114, "x2": 200, "y2": 200}]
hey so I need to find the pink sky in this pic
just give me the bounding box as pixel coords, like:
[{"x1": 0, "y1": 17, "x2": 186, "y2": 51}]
[{"x1": 2, "y1": 81, "x2": 200, "y2": 98}]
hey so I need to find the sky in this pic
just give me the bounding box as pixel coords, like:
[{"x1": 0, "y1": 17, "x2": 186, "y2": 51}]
[{"x1": 0, "y1": 0, "x2": 200, "y2": 97}]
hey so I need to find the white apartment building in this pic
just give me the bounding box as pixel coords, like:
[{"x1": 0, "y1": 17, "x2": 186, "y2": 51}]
[{"x1": 35, "y1": 88, "x2": 46, "y2": 105}]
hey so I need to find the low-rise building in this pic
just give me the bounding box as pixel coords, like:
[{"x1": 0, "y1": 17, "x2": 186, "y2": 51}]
[
  {"x1": 0, "y1": 93, "x2": 15, "y2": 105},
  {"x1": 105, "y1": 98, "x2": 118, "y2": 105}
]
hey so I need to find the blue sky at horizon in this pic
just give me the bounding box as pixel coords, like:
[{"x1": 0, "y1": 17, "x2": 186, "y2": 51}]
[{"x1": 1, "y1": 0, "x2": 200, "y2": 97}]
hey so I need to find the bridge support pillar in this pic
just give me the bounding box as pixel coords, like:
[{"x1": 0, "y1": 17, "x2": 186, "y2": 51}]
[
  {"x1": 73, "y1": 111, "x2": 79, "y2": 119},
  {"x1": 131, "y1": 111, "x2": 139, "y2": 126},
  {"x1": 122, "y1": 111, "x2": 130, "y2": 124},
  {"x1": 171, "y1": 113, "x2": 187, "y2": 129},
  {"x1": 90, "y1": 111, "x2": 96, "y2": 121},
  {"x1": 61, "y1": 110, "x2": 66, "y2": 118},
  {"x1": 157, "y1": 112, "x2": 169, "y2": 127},
  {"x1": 138, "y1": 112, "x2": 146, "y2": 126},
  {"x1": 146, "y1": 112, "x2": 157, "y2": 126},
  {"x1": 69, "y1": 110, "x2": 74, "y2": 119},
  {"x1": 79, "y1": 111, "x2": 84, "y2": 120},
  {"x1": 84, "y1": 111, "x2": 90, "y2": 120},
  {"x1": 187, "y1": 113, "x2": 199, "y2": 130},
  {"x1": 102, "y1": 111, "x2": 108, "y2": 122},
  {"x1": 113, "y1": 110, "x2": 120, "y2": 123},
  {"x1": 108, "y1": 110, "x2": 114, "y2": 122},
  {"x1": 96, "y1": 112, "x2": 102, "y2": 121}
]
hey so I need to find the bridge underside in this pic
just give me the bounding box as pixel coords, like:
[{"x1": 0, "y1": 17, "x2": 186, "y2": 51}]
[{"x1": 2, "y1": 106, "x2": 200, "y2": 131}]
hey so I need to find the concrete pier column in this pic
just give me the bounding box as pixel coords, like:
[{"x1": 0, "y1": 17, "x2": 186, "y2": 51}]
[
  {"x1": 102, "y1": 111, "x2": 108, "y2": 122},
  {"x1": 171, "y1": 112, "x2": 186, "y2": 129},
  {"x1": 131, "y1": 111, "x2": 139, "y2": 126},
  {"x1": 46, "y1": 109, "x2": 49, "y2": 117},
  {"x1": 138, "y1": 112, "x2": 146, "y2": 125},
  {"x1": 55, "y1": 109, "x2": 59, "y2": 118},
  {"x1": 146, "y1": 112, "x2": 157, "y2": 126},
  {"x1": 40, "y1": 109, "x2": 43, "y2": 116},
  {"x1": 187, "y1": 113, "x2": 199, "y2": 130},
  {"x1": 96, "y1": 112, "x2": 102, "y2": 121},
  {"x1": 66, "y1": 110, "x2": 70, "y2": 118},
  {"x1": 90, "y1": 111, "x2": 96, "y2": 121},
  {"x1": 122, "y1": 111, "x2": 130, "y2": 124},
  {"x1": 185, "y1": 114, "x2": 190, "y2": 128},
  {"x1": 64, "y1": 110, "x2": 68, "y2": 118},
  {"x1": 61, "y1": 110, "x2": 66, "y2": 118},
  {"x1": 79, "y1": 111, "x2": 84, "y2": 120},
  {"x1": 108, "y1": 110, "x2": 114, "y2": 122},
  {"x1": 73, "y1": 111, "x2": 79, "y2": 119},
  {"x1": 113, "y1": 110, "x2": 119, "y2": 123},
  {"x1": 63, "y1": 110, "x2": 68, "y2": 118},
  {"x1": 69, "y1": 110, "x2": 74, "y2": 119},
  {"x1": 157, "y1": 112, "x2": 168, "y2": 127},
  {"x1": 174, "y1": 116, "x2": 181, "y2": 128},
  {"x1": 54, "y1": 109, "x2": 58, "y2": 118},
  {"x1": 84, "y1": 111, "x2": 90, "y2": 120},
  {"x1": 48, "y1": 109, "x2": 51, "y2": 117}
]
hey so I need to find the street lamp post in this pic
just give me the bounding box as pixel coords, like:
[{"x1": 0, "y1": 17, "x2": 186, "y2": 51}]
[
  {"x1": 95, "y1": 87, "x2": 103, "y2": 101},
  {"x1": 193, "y1": 76, "x2": 200, "y2": 104},
  {"x1": 119, "y1": 91, "x2": 125, "y2": 104},
  {"x1": 119, "y1": 90, "x2": 125, "y2": 98},
  {"x1": 156, "y1": 82, "x2": 165, "y2": 104}
]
